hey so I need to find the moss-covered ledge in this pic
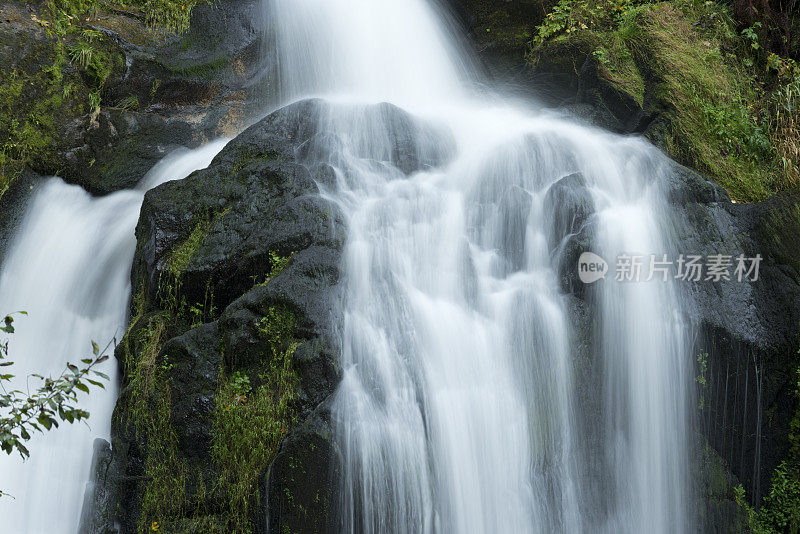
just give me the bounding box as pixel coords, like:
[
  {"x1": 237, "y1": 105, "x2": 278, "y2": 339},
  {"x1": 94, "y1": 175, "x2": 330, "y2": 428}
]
[{"x1": 527, "y1": 0, "x2": 799, "y2": 202}]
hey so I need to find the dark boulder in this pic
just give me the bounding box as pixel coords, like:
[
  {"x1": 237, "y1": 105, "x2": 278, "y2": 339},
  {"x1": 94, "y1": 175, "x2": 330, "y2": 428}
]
[
  {"x1": 160, "y1": 322, "x2": 222, "y2": 462},
  {"x1": 441, "y1": 0, "x2": 551, "y2": 98},
  {"x1": 0, "y1": 169, "x2": 41, "y2": 266},
  {"x1": 84, "y1": 97, "x2": 454, "y2": 532},
  {"x1": 542, "y1": 172, "x2": 598, "y2": 300},
  {"x1": 132, "y1": 98, "x2": 452, "y2": 316},
  {"x1": 543, "y1": 172, "x2": 595, "y2": 252},
  {"x1": 668, "y1": 165, "x2": 800, "y2": 506},
  {"x1": 0, "y1": 0, "x2": 275, "y2": 197},
  {"x1": 265, "y1": 402, "x2": 342, "y2": 534},
  {"x1": 78, "y1": 438, "x2": 125, "y2": 534}
]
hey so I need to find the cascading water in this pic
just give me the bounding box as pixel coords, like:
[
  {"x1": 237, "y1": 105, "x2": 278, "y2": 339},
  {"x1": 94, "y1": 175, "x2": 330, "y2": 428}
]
[
  {"x1": 1, "y1": 0, "x2": 695, "y2": 530},
  {"x1": 269, "y1": 0, "x2": 694, "y2": 532},
  {"x1": 0, "y1": 140, "x2": 227, "y2": 534}
]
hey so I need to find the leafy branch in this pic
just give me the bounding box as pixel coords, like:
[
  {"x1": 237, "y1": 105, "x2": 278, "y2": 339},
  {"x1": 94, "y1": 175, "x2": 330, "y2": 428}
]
[{"x1": 0, "y1": 313, "x2": 111, "y2": 466}]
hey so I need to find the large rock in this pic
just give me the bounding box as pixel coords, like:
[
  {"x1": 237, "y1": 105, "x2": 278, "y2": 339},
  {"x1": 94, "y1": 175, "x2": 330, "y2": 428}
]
[
  {"x1": 82, "y1": 98, "x2": 454, "y2": 533},
  {"x1": 265, "y1": 403, "x2": 342, "y2": 534},
  {"x1": 443, "y1": 0, "x2": 551, "y2": 98},
  {"x1": 0, "y1": 0, "x2": 274, "y2": 196},
  {"x1": 546, "y1": 156, "x2": 800, "y2": 517},
  {"x1": 666, "y1": 166, "x2": 800, "y2": 506},
  {"x1": 543, "y1": 172, "x2": 597, "y2": 300}
]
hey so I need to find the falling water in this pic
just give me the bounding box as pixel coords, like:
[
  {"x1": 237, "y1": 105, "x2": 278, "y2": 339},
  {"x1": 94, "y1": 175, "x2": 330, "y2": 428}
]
[
  {"x1": 0, "y1": 140, "x2": 227, "y2": 534},
  {"x1": 270, "y1": 0, "x2": 693, "y2": 532}
]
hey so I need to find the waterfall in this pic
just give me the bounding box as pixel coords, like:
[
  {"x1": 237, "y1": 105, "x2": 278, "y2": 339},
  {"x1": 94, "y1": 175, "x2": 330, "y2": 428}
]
[
  {"x1": 1, "y1": 0, "x2": 695, "y2": 530},
  {"x1": 269, "y1": 0, "x2": 693, "y2": 532},
  {"x1": 0, "y1": 140, "x2": 227, "y2": 534}
]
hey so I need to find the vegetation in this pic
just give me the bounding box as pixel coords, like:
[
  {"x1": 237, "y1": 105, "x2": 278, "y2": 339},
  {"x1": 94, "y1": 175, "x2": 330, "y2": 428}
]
[
  {"x1": 0, "y1": 313, "x2": 109, "y2": 496},
  {"x1": 529, "y1": 0, "x2": 800, "y2": 201},
  {"x1": 117, "y1": 235, "x2": 299, "y2": 532},
  {"x1": 735, "y1": 361, "x2": 800, "y2": 533},
  {"x1": 119, "y1": 302, "x2": 299, "y2": 532},
  {"x1": 211, "y1": 304, "x2": 299, "y2": 533},
  {"x1": 0, "y1": 0, "x2": 207, "y2": 200},
  {"x1": 695, "y1": 351, "x2": 708, "y2": 411}
]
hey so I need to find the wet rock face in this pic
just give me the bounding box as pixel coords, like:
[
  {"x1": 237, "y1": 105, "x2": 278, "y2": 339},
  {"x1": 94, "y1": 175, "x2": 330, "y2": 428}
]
[
  {"x1": 542, "y1": 172, "x2": 597, "y2": 301},
  {"x1": 132, "y1": 99, "x2": 453, "y2": 316},
  {"x1": 545, "y1": 157, "x2": 800, "y2": 517},
  {"x1": 80, "y1": 98, "x2": 455, "y2": 533},
  {"x1": 0, "y1": 0, "x2": 274, "y2": 195},
  {"x1": 265, "y1": 403, "x2": 342, "y2": 534},
  {"x1": 442, "y1": 0, "x2": 551, "y2": 98},
  {"x1": 667, "y1": 180, "x2": 800, "y2": 506}
]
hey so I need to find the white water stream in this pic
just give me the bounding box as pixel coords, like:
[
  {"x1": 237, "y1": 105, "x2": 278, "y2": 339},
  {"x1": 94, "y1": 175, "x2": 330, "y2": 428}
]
[
  {"x1": 270, "y1": 0, "x2": 694, "y2": 532},
  {"x1": 0, "y1": 140, "x2": 227, "y2": 533}
]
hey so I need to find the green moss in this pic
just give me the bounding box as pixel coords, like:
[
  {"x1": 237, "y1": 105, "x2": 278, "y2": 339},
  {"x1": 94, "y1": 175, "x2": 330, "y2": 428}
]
[
  {"x1": 0, "y1": 46, "x2": 81, "y2": 197},
  {"x1": 592, "y1": 34, "x2": 645, "y2": 105},
  {"x1": 0, "y1": 5, "x2": 127, "y2": 196},
  {"x1": 253, "y1": 251, "x2": 292, "y2": 287},
  {"x1": 163, "y1": 55, "x2": 229, "y2": 80},
  {"x1": 529, "y1": 0, "x2": 790, "y2": 201},
  {"x1": 137, "y1": 384, "x2": 188, "y2": 532},
  {"x1": 168, "y1": 218, "x2": 212, "y2": 276},
  {"x1": 211, "y1": 304, "x2": 300, "y2": 533},
  {"x1": 116, "y1": 312, "x2": 190, "y2": 533},
  {"x1": 626, "y1": 4, "x2": 773, "y2": 201},
  {"x1": 735, "y1": 363, "x2": 800, "y2": 534},
  {"x1": 158, "y1": 209, "x2": 228, "y2": 316},
  {"x1": 140, "y1": 0, "x2": 206, "y2": 35}
]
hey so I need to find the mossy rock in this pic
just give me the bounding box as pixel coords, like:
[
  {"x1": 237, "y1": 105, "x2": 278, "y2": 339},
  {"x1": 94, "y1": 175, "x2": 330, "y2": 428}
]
[
  {"x1": 85, "y1": 98, "x2": 458, "y2": 533},
  {"x1": 265, "y1": 404, "x2": 342, "y2": 534},
  {"x1": 0, "y1": 2, "x2": 90, "y2": 191},
  {"x1": 528, "y1": 2, "x2": 785, "y2": 201},
  {"x1": 447, "y1": 0, "x2": 551, "y2": 53}
]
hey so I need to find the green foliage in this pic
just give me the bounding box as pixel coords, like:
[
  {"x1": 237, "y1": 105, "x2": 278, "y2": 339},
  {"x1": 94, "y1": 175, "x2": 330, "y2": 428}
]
[
  {"x1": 0, "y1": 313, "x2": 109, "y2": 496},
  {"x1": 736, "y1": 362, "x2": 800, "y2": 533},
  {"x1": 532, "y1": 0, "x2": 643, "y2": 47},
  {"x1": 211, "y1": 305, "x2": 299, "y2": 533},
  {"x1": 0, "y1": 0, "x2": 129, "y2": 198},
  {"x1": 529, "y1": 0, "x2": 800, "y2": 200},
  {"x1": 530, "y1": 0, "x2": 799, "y2": 201},
  {"x1": 255, "y1": 251, "x2": 292, "y2": 287},
  {"x1": 141, "y1": 0, "x2": 204, "y2": 35},
  {"x1": 121, "y1": 280, "x2": 300, "y2": 531},
  {"x1": 765, "y1": 54, "x2": 800, "y2": 188},
  {"x1": 734, "y1": 483, "x2": 760, "y2": 531},
  {"x1": 115, "y1": 95, "x2": 141, "y2": 111},
  {"x1": 168, "y1": 218, "x2": 211, "y2": 276},
  {"x1": 119, "y1": 313, "x2": 190, "y2": 531},
  {"x1": 741, "y1": 23, "x2": 762, "y2": 58},
  {"x1": 759, "y1": 461, "x2": 800, "y2": 533},
  {"x1": 614, "y1": 3, "x2": 777, "y2": 201},
  {"x1": 0, "y1": 0, "x2": 209, "y2": 197},
  {"x1": 157, "y1": 211, "x2": 226, "y2": 323},
  {"x1": 695, "y1": 351, "x2": 708, "y2": 410},
  {"x1": 0, "y1": 55, "x2": 74, "y2": 199}
]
